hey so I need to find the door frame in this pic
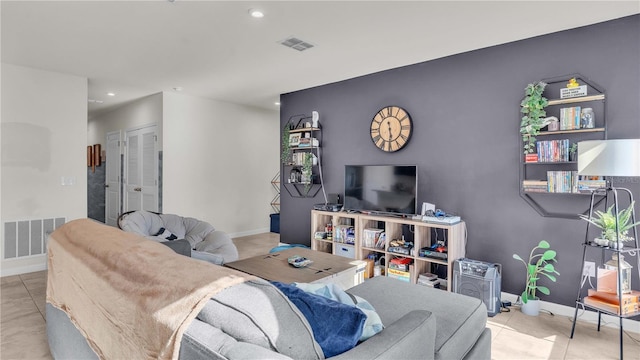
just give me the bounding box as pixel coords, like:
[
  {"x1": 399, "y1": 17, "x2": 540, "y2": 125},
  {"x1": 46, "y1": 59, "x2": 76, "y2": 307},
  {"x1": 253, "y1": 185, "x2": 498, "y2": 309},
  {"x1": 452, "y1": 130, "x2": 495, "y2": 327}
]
[
  {"x1": 105, "y1": 130, "x2": 122, "y2": 227},
  {"x1": 123, "y1": 123, "x2": 159, "y2": 213}
]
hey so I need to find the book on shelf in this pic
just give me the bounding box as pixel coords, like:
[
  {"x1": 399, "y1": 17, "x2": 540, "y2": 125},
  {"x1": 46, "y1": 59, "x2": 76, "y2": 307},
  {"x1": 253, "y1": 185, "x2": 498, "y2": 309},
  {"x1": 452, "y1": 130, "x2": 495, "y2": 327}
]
[
  {"x1": 535, "y1": 139, "x2": 570, "y2": 162},
  {"x1": 559, "y1": 106, "x2": 581, "y2": 130},
  {"x1": 525, "y1": 154, "x2": 538, "y2": 163},
  {"x1": 522, "y1": 180, "x2": 548, "y2": 192},
  {"x1": 387, "y1": 268, "x2": 411, "y2": 283},
  {"x1": 296, "y1": 138, "x2": 319, "y2": 148},
  {"x1": 546, "y1": 170, "x2": 578, "y2": 193},
  {"x1": 583, "y1": 296, "x2": 639, "y2": 315},
  {"x1": 577, "y1": 179, "x2": 607, "y2": 192}
]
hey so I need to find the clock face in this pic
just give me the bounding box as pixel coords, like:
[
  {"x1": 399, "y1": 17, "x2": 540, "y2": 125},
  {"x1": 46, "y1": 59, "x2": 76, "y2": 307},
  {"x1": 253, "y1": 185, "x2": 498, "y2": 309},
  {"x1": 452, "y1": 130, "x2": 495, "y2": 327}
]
[{"x1": 370, "y1": 106, "x2": 412, "y2": 152}]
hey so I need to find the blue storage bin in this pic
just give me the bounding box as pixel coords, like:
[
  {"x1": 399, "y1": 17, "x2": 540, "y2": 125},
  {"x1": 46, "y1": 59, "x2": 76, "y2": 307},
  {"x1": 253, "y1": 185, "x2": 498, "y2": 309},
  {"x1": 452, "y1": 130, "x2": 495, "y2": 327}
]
[{"x1": 270, "y1": 213, "x2": 280, "y2": 233}]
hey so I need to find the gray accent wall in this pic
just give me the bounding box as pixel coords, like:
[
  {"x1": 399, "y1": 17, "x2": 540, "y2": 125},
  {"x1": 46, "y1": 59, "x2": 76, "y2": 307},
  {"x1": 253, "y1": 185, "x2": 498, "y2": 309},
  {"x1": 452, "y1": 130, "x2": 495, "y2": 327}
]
[{"x1": 280, "y1": 15, "x2": 640, "y2": 308}]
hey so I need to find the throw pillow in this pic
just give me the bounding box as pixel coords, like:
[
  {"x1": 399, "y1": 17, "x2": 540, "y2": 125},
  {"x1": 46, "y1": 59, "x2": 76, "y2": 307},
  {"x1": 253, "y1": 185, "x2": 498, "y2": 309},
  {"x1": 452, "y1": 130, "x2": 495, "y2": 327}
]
[
  {"x1": 271, "y1": 281, "x2": 366, "y2": 358},
  {"x1": 154, "y1": 227, "x2": 178, "y2": 241}
]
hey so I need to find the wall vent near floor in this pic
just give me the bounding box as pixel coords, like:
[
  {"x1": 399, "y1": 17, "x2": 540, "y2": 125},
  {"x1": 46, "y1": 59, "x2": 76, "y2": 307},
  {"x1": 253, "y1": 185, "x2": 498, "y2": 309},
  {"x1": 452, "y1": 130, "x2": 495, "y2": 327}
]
[{"x1": 3, "y1": 218, "x2": 66, "y2": 259}]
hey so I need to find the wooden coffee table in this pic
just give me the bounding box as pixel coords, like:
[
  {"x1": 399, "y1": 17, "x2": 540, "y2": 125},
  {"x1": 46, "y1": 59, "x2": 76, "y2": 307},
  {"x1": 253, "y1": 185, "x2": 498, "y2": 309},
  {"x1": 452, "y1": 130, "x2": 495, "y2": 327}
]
[{"x1": 225, "y1": 248, "x2": 364, "y2": 290}]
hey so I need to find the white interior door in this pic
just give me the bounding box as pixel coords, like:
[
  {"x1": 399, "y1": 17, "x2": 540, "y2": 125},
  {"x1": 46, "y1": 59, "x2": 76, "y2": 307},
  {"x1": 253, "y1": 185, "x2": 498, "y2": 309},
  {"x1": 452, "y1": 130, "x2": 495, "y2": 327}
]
[
  {"x1": 105, "y1": 131, "x2": 121, "y2": 226},
  {"x1": 124, "y1": 125, "x2": 158, "y2": 213}
]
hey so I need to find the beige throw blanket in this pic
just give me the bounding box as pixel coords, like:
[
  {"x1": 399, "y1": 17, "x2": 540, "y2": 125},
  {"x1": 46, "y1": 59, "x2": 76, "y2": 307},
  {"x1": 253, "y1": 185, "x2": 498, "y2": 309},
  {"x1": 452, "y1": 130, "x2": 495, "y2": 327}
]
[{"x1": 46, "y1": 219, "x2": 255, "y2": 360}]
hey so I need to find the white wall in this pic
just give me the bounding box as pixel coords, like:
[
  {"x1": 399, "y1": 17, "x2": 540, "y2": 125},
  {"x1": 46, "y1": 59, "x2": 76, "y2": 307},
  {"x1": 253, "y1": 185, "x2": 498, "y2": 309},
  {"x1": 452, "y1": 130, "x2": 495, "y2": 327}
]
[
  {"x1": 163, "y1": 92, "x2": 279, "y2": 236},
  {"x1": 88, "y1": 93, "x2": 162, "y2": 149},
  {"x1": 1, "y1": 63, "x2": 87, "y2": 275}
]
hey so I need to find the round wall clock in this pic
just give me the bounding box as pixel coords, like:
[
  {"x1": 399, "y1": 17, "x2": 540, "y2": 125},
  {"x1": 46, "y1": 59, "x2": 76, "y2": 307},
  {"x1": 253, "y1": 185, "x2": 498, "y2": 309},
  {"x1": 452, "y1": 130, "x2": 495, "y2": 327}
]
[{"x1": 370, "y1": 106, "x2": 413, "y2": 152}]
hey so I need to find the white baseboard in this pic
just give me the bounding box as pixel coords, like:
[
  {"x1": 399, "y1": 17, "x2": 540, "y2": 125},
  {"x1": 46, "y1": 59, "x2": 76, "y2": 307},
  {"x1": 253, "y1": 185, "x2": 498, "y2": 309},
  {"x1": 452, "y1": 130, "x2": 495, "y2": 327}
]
[
  {"x1": 0, "y1": 262, "x2": 48, "y2": 277},
  {"x1": 229, "y1": 227, "x2": 271, "y2": 239},
  {"x1": 501, "y1": 292, "x2": 640, "y2": 334}
]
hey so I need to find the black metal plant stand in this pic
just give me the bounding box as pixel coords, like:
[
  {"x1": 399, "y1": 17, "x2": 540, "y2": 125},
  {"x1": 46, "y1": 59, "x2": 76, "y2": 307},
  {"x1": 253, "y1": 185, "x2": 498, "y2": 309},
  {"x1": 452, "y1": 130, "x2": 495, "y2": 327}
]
[{"x1": 570, "y1": 186, "x2": 640, "y2": 360}]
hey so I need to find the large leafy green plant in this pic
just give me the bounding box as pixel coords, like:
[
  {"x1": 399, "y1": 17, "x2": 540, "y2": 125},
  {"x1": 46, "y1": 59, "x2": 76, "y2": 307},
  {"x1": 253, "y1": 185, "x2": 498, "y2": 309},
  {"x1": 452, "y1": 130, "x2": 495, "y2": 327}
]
[
  {"x1": 520, "y1": 81, "x2": 549, "y2": 154},
  {"x1": 513, "y1": 240, "x2": 559, "y2": 303},
  {"x1": 579, "y1": 201, "x2": 640, "y2": 242}
]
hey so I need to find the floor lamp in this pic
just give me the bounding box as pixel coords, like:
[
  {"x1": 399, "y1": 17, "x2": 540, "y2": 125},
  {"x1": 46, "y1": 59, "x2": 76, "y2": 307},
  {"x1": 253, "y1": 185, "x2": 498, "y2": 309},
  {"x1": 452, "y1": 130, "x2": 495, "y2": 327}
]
[{"x1": 570, "y1": 139, "x2": 640, "y2": 360}]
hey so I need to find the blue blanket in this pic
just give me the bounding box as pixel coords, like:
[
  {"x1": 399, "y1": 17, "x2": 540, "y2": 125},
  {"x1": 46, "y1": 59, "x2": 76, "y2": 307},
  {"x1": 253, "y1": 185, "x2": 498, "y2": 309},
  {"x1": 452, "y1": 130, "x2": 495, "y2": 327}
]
[
  {"x1": 292, "y1": 282, "x2": 383, "y2": 341},
  {"x1": 271, "y1": 282, "x2": 366, "y2": 357}
]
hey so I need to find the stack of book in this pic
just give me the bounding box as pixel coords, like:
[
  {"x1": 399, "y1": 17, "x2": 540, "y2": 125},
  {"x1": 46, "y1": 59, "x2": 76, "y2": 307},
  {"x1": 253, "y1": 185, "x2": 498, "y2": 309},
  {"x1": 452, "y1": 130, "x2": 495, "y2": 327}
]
[
  {"x1": 297, "y1": 137, "x2": 319, "y2": 148},
  {"x1": 522, "y1": 180, "x2": 548, "y2": 193},
  {"x1": 387, "y1": 268, "x2": 411, "y2": 283},
  {"x1": 577, "y1": 179, "x2": 607, "y2": 192},
  {"x1": 536, "y1": 139, "x2": 570, "y2": 162},
  {"x1": 560, "y1": 106, "x2": 581, "y2": 130},
  {"x1": 417, "y1": 273, "x2": 440, "y2": 288},
  {"x1": 389, "y1": 257, "x2": 413, "y2": 272},
  {"x1": 584, "y1": 289, "x2": 640, "y2": 315}
]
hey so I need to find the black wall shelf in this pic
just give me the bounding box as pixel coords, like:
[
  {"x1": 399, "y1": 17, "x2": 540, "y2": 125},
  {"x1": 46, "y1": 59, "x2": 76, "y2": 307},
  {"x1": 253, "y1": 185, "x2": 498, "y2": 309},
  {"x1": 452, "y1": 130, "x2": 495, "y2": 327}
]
[{"x1": 519, "y1": 74, "x2": 607, "y2": 219}]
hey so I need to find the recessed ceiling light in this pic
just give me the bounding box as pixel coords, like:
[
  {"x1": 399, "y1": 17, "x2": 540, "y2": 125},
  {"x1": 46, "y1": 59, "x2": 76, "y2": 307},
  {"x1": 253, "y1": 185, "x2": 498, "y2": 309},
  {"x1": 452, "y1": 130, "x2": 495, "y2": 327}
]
[
  {"x1": 274, "y1": 102, "x2": 281, "y2": 106},
  {"x1": 173, "y1": 87, "x2": 183, "y2": 92},
  {"x1": 249, "y1": 9, "x2": 264, "y2": 18},
  {"x1": 106, "y1": 92, "x2": 116, "y2": 96}
]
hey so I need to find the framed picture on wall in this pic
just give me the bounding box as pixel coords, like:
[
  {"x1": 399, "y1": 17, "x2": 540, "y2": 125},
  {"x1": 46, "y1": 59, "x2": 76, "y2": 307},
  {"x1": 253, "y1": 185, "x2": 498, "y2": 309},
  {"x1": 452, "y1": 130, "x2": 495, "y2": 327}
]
[
  {"x1": 289, "y1": 133, "x2": 301, "y2": 146},
  {"x1": 87, "y1": 146, "x2": 93, "y2": 167}
]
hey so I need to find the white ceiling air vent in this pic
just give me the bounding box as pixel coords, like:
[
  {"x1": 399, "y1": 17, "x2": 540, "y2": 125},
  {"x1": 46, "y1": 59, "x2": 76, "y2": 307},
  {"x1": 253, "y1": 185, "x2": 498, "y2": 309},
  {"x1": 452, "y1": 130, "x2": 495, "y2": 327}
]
[{"x1": 279, "y1": 37, "x2": 314, "y2": 52}]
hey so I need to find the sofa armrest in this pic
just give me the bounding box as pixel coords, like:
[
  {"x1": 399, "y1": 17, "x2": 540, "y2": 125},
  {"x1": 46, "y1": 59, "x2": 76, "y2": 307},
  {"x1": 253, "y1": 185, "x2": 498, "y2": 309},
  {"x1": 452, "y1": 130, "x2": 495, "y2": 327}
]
[{"x1": 330, "y1": 310, "x2": 436, "y2": 360}]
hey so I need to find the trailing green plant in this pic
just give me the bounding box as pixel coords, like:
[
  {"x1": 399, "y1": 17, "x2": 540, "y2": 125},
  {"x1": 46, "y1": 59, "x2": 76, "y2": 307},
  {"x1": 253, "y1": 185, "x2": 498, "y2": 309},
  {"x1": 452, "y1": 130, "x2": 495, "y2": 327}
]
[
  {"x1": 513, "y1": 240, "x2": 559, "y2": 304},
  {"x1": 520, "y1": 81, "x2": 549, "y2": 154},
  {"x1": 302, "y1": 152, "x2": 313, "y2": 193},
  {"x1": 281, "y1": 126, "x2": 291, "y2": 164},
  {"x1": 579, "y1": 201, "x2": 640, "y2": 242}
]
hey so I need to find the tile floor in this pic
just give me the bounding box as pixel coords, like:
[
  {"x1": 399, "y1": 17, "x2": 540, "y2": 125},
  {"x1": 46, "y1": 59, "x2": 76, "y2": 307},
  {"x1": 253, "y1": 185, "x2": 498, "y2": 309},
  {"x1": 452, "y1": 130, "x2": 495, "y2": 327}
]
[{"x1": 1, "y1": 232, "x2": 639, "y2": 359}]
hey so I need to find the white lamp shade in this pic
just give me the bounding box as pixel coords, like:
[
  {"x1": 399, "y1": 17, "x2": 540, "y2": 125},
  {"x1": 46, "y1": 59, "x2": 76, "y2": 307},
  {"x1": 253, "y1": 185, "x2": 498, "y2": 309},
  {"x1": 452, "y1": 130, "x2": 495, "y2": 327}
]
[{"x1": 577, "y1": 139, "x2": 640, "y2": 176}]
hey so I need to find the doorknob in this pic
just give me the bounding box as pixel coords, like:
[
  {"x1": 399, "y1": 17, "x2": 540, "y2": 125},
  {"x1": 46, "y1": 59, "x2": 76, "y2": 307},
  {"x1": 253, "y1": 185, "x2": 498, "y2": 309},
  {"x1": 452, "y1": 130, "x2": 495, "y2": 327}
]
[
  {"x1": 134, "y1": 187, "x2": 142, "y2": 192},
  {"x1": 104, "y1": 184, "x2": 109, "y2": 188}
]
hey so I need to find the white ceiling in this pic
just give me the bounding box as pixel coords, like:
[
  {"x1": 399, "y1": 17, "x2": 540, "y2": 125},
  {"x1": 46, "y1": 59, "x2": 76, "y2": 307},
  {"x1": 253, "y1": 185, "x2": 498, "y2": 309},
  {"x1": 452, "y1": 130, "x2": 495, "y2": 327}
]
[{"x1": 2, "y1": 1, "x2": 638, "y2": 118}]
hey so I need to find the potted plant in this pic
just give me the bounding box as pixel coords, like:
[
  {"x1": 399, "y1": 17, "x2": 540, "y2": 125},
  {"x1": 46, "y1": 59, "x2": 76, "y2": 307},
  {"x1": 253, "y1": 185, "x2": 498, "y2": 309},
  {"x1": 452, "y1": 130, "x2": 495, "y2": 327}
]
[
  {"x1": 512, "y1": 240, "x2": 559, "y2": 316},
  {"x1": 520, "y1": 81, "x2": 550, "y2": 154},
  {"x1": 569, "y1": 143, "x2": 578, "y2": 162},
  {"x1": 579, "y1": 201, "x2": 640, "y2": 248}
]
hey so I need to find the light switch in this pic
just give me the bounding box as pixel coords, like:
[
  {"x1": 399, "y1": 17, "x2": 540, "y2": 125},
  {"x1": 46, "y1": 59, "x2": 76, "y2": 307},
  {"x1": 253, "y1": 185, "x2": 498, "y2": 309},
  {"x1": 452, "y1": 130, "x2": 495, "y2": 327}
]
[{"x1": 61, "y1": 176, "x2": 76, "y2": 186}]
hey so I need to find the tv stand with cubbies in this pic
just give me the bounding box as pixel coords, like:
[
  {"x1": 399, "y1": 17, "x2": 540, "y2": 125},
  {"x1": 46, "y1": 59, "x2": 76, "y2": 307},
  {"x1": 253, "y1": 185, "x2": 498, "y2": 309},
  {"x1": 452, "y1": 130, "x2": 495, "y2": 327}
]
[{"x1": 311, "y1": 210, "x2": 465, "y2": 291}]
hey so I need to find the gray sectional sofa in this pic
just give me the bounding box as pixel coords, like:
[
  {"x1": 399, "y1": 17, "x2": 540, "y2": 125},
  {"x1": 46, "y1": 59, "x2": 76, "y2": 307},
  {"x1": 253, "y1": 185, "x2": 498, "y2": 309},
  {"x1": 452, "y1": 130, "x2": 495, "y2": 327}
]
[{"x1": 48, "y1": 274, "x2": 490, "y2": 359}]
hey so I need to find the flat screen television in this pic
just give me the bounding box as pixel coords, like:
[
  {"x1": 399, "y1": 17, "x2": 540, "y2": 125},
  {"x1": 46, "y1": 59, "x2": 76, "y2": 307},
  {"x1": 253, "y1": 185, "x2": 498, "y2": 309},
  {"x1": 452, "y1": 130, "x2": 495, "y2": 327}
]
[{"x1": 344, "y1": 165, "x2": 417, "y2": 215}]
